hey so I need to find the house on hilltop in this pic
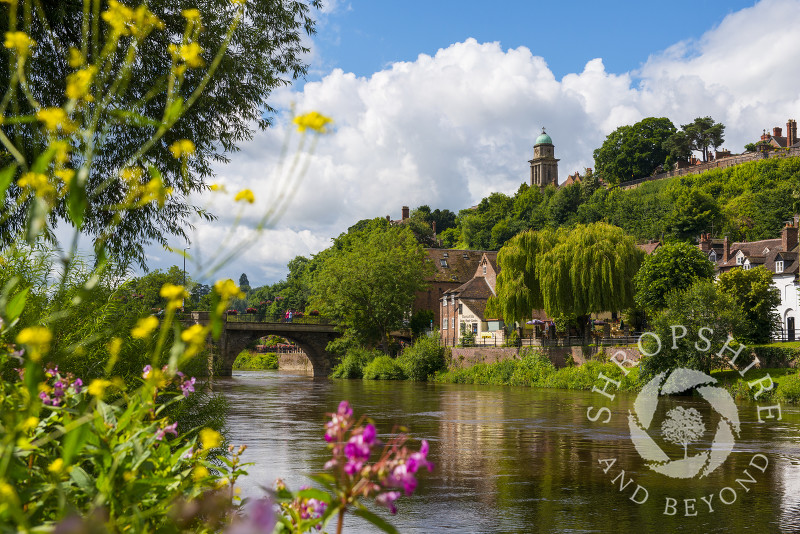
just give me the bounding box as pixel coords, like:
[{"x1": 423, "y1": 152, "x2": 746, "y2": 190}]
[
  {"x1": 760, "y1": 120, "x2": 800, "y2": 150},
  {"x1": 699, "y1": 217, "x2": 800, "y2": 340}
]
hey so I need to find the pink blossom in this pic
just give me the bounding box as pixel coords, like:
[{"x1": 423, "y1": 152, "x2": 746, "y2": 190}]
[
  {"x1": 155, "y1": 422, "x2": 178, "y2": 441},
  {"x1": 181, "y1": 377, "x2": 196, "y2": 397},
  {"x1": 142, "y1": 365, "x2": 152, "y2": 379},
  {"x1": 375, "y1": 491, "x2": 401, "y2": 514}
]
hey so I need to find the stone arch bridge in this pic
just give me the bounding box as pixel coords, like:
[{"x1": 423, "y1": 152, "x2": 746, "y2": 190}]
[{"x1": 188, "y1": 312, "x2": 340, "y2": 377}]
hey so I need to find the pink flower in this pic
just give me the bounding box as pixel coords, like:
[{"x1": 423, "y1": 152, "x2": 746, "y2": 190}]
[
  {"x1": 181, "y1": 377, "x2": 196, "y2": 397},
  {"x1": 155, "y1": 422, "x2": 178, "y2": 441},
  {"x1": 376, "y1": 491, "x2": 401, "y2": 514},
  {"x1": 142, "y1": 365, "x2": 152, "y2": 379}
]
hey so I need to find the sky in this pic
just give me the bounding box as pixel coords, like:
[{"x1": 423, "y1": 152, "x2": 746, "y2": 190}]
[{"x1": 141, "y1": 0, "x2": 800, "y2": 287}]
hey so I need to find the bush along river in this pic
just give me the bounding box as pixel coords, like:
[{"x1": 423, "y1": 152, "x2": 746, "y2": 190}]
[{"x1": 218, "y1": 370, "x2": 800, "y2": 533}]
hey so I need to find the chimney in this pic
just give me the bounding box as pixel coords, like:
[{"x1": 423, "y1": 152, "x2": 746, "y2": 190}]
[
  {"x1": 699, "y1": 233, "x2": 711, "y2": 252},
  {"x1": 432, "y1": 220, "x2": 437, "y2": 235},
  {"x1": 773, "y1": 126, "x2": 783, "y2": 138},
  {"x1": 723, "y1": 236, "x2": 730, "y2": 263},
  {"x1": 386, "y1": 215, "x2": 391, "y2": 221},
  {"x1": 783, "y1": 222, "x2": 798, "y2": 252},
  {"x1": 788, "y1": 119, "x2": 797, "y2": 147},
  {"x1": 401, "y1": 206, "x2": 409, "y2": 220}
]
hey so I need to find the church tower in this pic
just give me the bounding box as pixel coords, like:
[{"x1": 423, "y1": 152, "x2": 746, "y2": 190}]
[{"x1": 529, "y1": 128, "x2": 559, "y2": 189}]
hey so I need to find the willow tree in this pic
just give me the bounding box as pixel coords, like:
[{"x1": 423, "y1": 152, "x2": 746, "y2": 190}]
[{"x1": 488, "y1": 223, "x2": 644, "y2": 333}]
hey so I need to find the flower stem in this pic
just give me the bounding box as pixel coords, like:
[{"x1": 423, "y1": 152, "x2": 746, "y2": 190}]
[{"x1": 336, "y1": 505, "x2": 346, "y2": 534}]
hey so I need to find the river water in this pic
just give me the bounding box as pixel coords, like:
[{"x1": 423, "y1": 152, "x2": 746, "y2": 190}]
[{"x1": 218, "y1": 371, "x2": 800, "y2": 533}]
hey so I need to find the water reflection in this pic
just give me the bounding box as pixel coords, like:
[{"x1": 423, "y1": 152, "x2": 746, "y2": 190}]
[{"x1": 218, "y1": 371, "x2": 800, "y2": 533}]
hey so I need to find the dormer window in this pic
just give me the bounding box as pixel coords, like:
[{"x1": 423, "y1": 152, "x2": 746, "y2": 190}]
[
  {"x1": 736, "y1": 253, "x2": 744, "y2": 265},
  {"x1": 709, "y1": 251, "x2": 717, "y2": 262},
  {"x1": 443, "y1": 252, "x2": 448, "y2": 258},
  {"x1": 743, "y1": 259, "x2": 752, "y2": 270},
  {"x1": 776, "y1": 260, "x2": 784, "y2": 273},
  {"x1": 462, "y1": 253, "x2": 469, "y2": 259},
  {"x1": 440, "y1": 259, "x2": 448, "y2": 268},
  {"x1": 763, "y1": 247, "x2": 770, "y2": 255}
]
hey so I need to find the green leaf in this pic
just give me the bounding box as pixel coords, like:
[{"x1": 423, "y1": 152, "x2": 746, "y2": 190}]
[
  {"x1": 296, "y1": 488, "x2": 331, "y2": 503},
  {"x1": 30, "y1": 146, "x2": 57, "y2": 174},
  {"x1": 6, "y1": 287, "x2": 28, "y2": 321},
  {"x1": 352, "y1": 507, "x2": 400, "y2": 534},
  {"x1": 62, "y1": 422, "x2": 90, "y2": 464},
  {"x1": 0, "y1": 163, "x2": 18, "y2": 200},
  {"x1": 69, "y1": 466, "x2": 94, "y2": 493},
  {"x1": 108, "y1": 109, "x2": 163, "y2": 128},
  {"x1": 67, "y1": 175, "x2": 87, "y2": 229}
]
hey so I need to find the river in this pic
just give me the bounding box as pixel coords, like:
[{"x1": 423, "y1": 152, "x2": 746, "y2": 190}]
[{"x1": 218, "y1": 371, "x2": 800, "y2": 533}]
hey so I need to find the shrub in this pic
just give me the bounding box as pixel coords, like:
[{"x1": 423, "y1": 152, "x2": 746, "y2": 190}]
[
  {"x1": 233, "y1": 350, "x2": 278, "y2": 370},
  {"x1": 752, "y1": 346, "x2": 800, "y2": 368},
  {"x1": 504, "y1": 329, "x2": 520, "y2": 347},
  {"x1": 777, "y1": 373, "x2": 800, "y2": 403},
  {"x1": 330, "y1": 347, "x2": 380, "y2": 379},
  {"x1": 398, "y1": 335, "x2": 446, "y2": 381},
  {"x1": 508, "y1": 350, "x2": 556, "y2": 386},
  {"x1": 363, "y1": 355, "x2": 406, "y2": 380}
]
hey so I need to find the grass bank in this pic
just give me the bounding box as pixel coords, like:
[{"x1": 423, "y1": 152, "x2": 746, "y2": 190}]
[{"x1": 232, "y1": 350, "x2": 278, "y2": 370}]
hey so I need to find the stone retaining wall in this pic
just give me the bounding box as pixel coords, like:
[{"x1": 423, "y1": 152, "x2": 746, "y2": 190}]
[
  {"x1": 278, "y1": 351, "x2": 313, "y2": 373},
  {"x1": 447, "y1": 345, "x2": 643, "y2": 369}
]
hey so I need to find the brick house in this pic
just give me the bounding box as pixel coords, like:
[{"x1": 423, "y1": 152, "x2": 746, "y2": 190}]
[
  {"x1": 698, "y1": 217, "x2": 800, "y2": 340},
  {"x1": 440, "y1": 252, "x2": 506, "y2": 346}
]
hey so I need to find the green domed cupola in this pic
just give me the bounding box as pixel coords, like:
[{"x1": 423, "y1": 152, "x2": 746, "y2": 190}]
[{"x1": 535, "y1": 128, "x2": 552, "y2": 145}]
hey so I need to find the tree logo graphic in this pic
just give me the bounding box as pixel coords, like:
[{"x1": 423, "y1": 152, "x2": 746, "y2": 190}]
[{"x1": 628, "y1": 368, "x2": 741, "y2": 479}]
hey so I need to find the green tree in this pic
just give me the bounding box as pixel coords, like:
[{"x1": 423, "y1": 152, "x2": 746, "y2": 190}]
[
  {"x1": 130, "y1": 266, "x2": 189, "y2": 310},
  {"x1": 489, "y1": 223, "x2": 644, "y2": 335},
  {"x1": 592, "y1": 117, "x2": 677, "y2": 184},
  {"x1": 633, "y1": 242, "x2": 715, "y2": 313},
  {"x1": 639, "y1": 280, "x2": 744, "y2": 379},
  {"x1": 681, "y1": 116, "x2": 725, "y2": 162},
  {"x1": 0, "y1": 0, "x2": 321, "y2": 267},
  {"x1": 718, "y1": 266, "x2": 780, "y2": 344},
  {"x1": 666, "y1": 189, "x2": 720, "y2": 240},
  {"x1": 662, "y1": 130, "x2": 692, "y2": 165},
  {"x1": 311, "y1": 225, "x2": 432, "y2": 351},
  {"x1": 238, "y1": 273, "x2": 250, "y2": 292}
]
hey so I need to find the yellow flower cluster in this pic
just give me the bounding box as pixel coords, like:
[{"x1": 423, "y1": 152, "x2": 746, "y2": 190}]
[
  {"x1": 169, "y1": 139, "x2": 196, "y2": 159},
  {"x1": 200, "y1": 428, "x2": 222, "y2": 449},
  {"x1": 213, "y1": 279, "x2": 244, "y2": 300},
  {"x1": 293, "y1": 111, "x2": 333, "y2": 133},
  {"x1": 66, "y1": 66, "x2": 97, "y2": 101},
  {"x1": 160, "y1": 283, "x2": 188, "y2": 309},
  {"x1": 20, "y1": 417, "x2": 39, "y2": 432},
  {"x1": 131, "y1": 316, "x2": 159, "y2": 339},
  {"x1": 137, "y1": 177, "x2": 173, "y2": 208},
  {"x1": 4, "y1": 31, "x2": 35, "y2": 58},
  {"x1": 87, "y1": 379, "x2": 112, "y2": 397},
  {"x1": 102, "y1": 1, "x2": 163, "y2": 38},
  {"x1": 192, "y1": 466, "x2": 209, "y2": 481},
  {"x1": 209, "y1": 183, "x2": 226, "y2": 192},
  {"x1": 107, "y1": 337, "x2": 123, "y2": 358},
  {"x1": 36, "y1": 108, "x2": 76, "y2": 134},
  {"x1": 16, "y1": 326, "x2": 52, "y2": 362},
  {"x1": 17, "y1": 173, "x2": 56, "y2": 199},
  {"x1": 68, "y1": 47, "x2": 84, "y2": 68},
  {"x1": 234, "y1": 189, "x2": 255, "y2": 204},
  {"x1": 179, "y1": 42, "x2": 204, "y2": 68},
  {"x1": 181, "y1": 324, "x2": 208, "y2": 357},
  {"x1": 48, "y1": 458, "x2": 65, "y2": 474}
]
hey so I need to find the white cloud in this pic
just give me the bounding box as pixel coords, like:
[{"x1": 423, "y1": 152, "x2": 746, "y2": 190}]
[{"x1": 164, "y1": 0, "x2": 800, "y2": 286}]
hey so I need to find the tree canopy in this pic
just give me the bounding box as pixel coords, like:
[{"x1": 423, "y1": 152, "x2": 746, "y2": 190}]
[
  {"x1": 592, "y1": 117, "x2": 677, "y2": 185},
  {"x1": 488, "y1": 223, "x2": 644, "y2": 326},
  {"x1": 0, "y1": 0, "x2": 321, "y2": 267},
  {"x1": 310, "y1": 224, "x2": 432, "y2": 351},
  {"x1": 681, "y1": 116, "x2": 726, "y2": 162},
  {"x1": 717, "y1": 266, "x2": 780, "y2": 344},
  {"x1": 633, "y1": 242, "x2": 715, "y2": 313}
]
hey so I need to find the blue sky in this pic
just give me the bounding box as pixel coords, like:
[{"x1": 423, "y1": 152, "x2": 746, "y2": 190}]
[
  {"x1": 143, "y1": 0, "x2": 800, "y2": 288},
  {"x1": 312, "y1": 1, "x2": 756, "y2": 80}
]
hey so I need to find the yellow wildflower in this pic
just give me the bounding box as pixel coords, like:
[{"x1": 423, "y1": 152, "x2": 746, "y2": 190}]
[
  {"x1": 182, "y1": 8, "x2": 201, "y2": 22},
  {"x1": 230, "y1": 0, "x2": 247, "y2": 5},
  {"x1": 36, "y1": 108, "x2": 76, "y2": 134},
  {"x1": 215, "y1": 477, "x2": 230, "y2": 488},
  {"x1": 180, "y1": 324, "x2": 207, "y2": 357},
  {"x1": 192, "y1": 466, "x2": 209, "y2": 481},
  {"x1": 16, "y1": 326, "x2": 52, "y2": 361},
  {"x1": 234, "y1": 189, "x2": 255, "y2": 204},
  {"x1": 4, "y1": 31, "x2": 35, "y2": 58},
  {"x1": 66, "y1": 66, "x2": 97, "y2": 101},
  {"x1": 55, "y1": 169, "x2": 76, "y2": 189},
  {"x1": 17, "y1": 173, "x2": 56, "y2": 199},
  {"x1": 178, "y1": 42, "x2": 204, "y2": 68},
  {"x1": 107, "y1": 337, "x2": 123, "y2": 358},
  {"x1": 293, "y1": 111, "x2": 333, "y2": 134},
  {"x1": 87, "y1": 379, "x2": 112, "y2": 397},
  {"x1": 102, "y1": 0, "x2": 134, "y2": 36},
  {"x1": 213, "y1": 279, "x2": 244, "y2": 300},
  {"x1": 68, "y1": 47, "x2": 84, "y2": 67},
  {"x1": 121, "y1": 167, "x2": 143, "y2": 185},
  {"x1": 137, "y1": 177, "x2": 172, "y2": 207},
  {"x1": 52, "y1": 141, "x2": 71, "y2": 164},
  {"x1": 131, "y1": 316, "x2": 159, "y2": 339},
  {"x1": 20, "y1": 417, "x2": 39, "y2": 432},
  {"x1": 169, "y1": 139, "x2": 195, "y2": 159},
  {"x1": 199, "y1": 428, "x2": 222, "y2": 449},
  {"x1": 48, "y1": 458, "x2": 65, "y2": 474},
  {"x1": 0, "y1": 481, "x2": 13, "y2": 499},
  {"x1": 131, "y1": 4, "x2": 164, "y2": 36},
  {"x1": 209, "y1": 183, "x2": 226, "y2": 192},
  {"x1": 160, "y1": 283, "x2": 188, "y2": 309}
]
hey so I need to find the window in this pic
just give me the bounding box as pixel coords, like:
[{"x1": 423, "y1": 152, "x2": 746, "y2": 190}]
[
  {"x1": 709, "y1": 251, "x2": 717, "y2": 262},
  {"x1": 463, "y1": 253, "x2": 469, "y2": 259},
  {"x1": 443, "y1": 252, "x2": 448, "y2": 258},
  {"x1": 471, "y1": 323, "x2": 478, "y2": 334},
  {"x1": 443, "y1": 297, "x2": 447, "y2": 307},
  {"x1": 743, "y1": 261, "x2": 751, "y2": 270},
  {"x1": 458, "y1": 304, "x2": 463, "y2": 314},
  {"x1": 443, "y1": 318, "x2": 447, "y2": 330},
  {"x1": 776, "y1": 260, "x2": 784, "y2": 273},
  {"x1": 440, "y1": 259, "x2": 448, "y2": 268},
  {"x1": 736, "y1": 254, "x2": 744, "y2": 265},
  {"x1": 451, "y1": 317, "x2": 455, "y2": 329},
  {"x1": 451, "y1": 294, "x2": 455, "y2": 304},
  {"x1": 483, "y1": 264, "x2": 487, "y2": 275}
]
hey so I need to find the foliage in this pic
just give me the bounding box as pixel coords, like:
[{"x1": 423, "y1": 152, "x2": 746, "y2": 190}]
[
  {"x1": 751, "y1": 345, "x2": 800, "y2": 367},
  {"x1": 0, "y1": 0, "x2": 322, "y2": 266},
  {"x1": 639, "y1": 280, "x2": 746, "y2": 380},
  {"x1": 330, "y1": 347, "x2": 380, "y2": 379},
  {"x1": 489, "y1": 223, "x2": 644, "y2": 331},
  {"x1": 397, "y1": 334, "x2": 446, "y2": 381},
  {"x1": 233, "y1": 350, "x2": 278, "y2": 370},
  {"x1": 592, "y1": 117, "x2": 677, "y2": 184},
  {"x1": 633, "y1": 242, "x2": 715, "y2": 313},
  {"x1": 408, "y1": 309, "x2": 434, "y2": 339},
  {"x1": 130, "y1": 265, "x2": 191, "y2": 310},
  {"x1": 504, "y1": 329, "x2": 520, "y2": 348},
  {"x1": 460, "y1": 327, "x2": 475, "y2": 347},
  {"x1": 718, "y1": 266, "x2": 781, "y2": 344},
  {"x1": 311, "y1": 224, "x2": 432, "y2": 351},
  {"x1": 680, "y1": 116, "x2": 726, "y2": 162},
  {"x1": 666, "y1": 189, "x2": 720, "y2": 239},
  {"x1": 363, "y1": 355, "x2": 406, "y2": 381}
]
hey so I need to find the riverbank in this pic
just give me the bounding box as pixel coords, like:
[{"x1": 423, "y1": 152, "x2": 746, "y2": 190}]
[{"x1": 232, "y1": 350, "x2": 278, "y2": 370}]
